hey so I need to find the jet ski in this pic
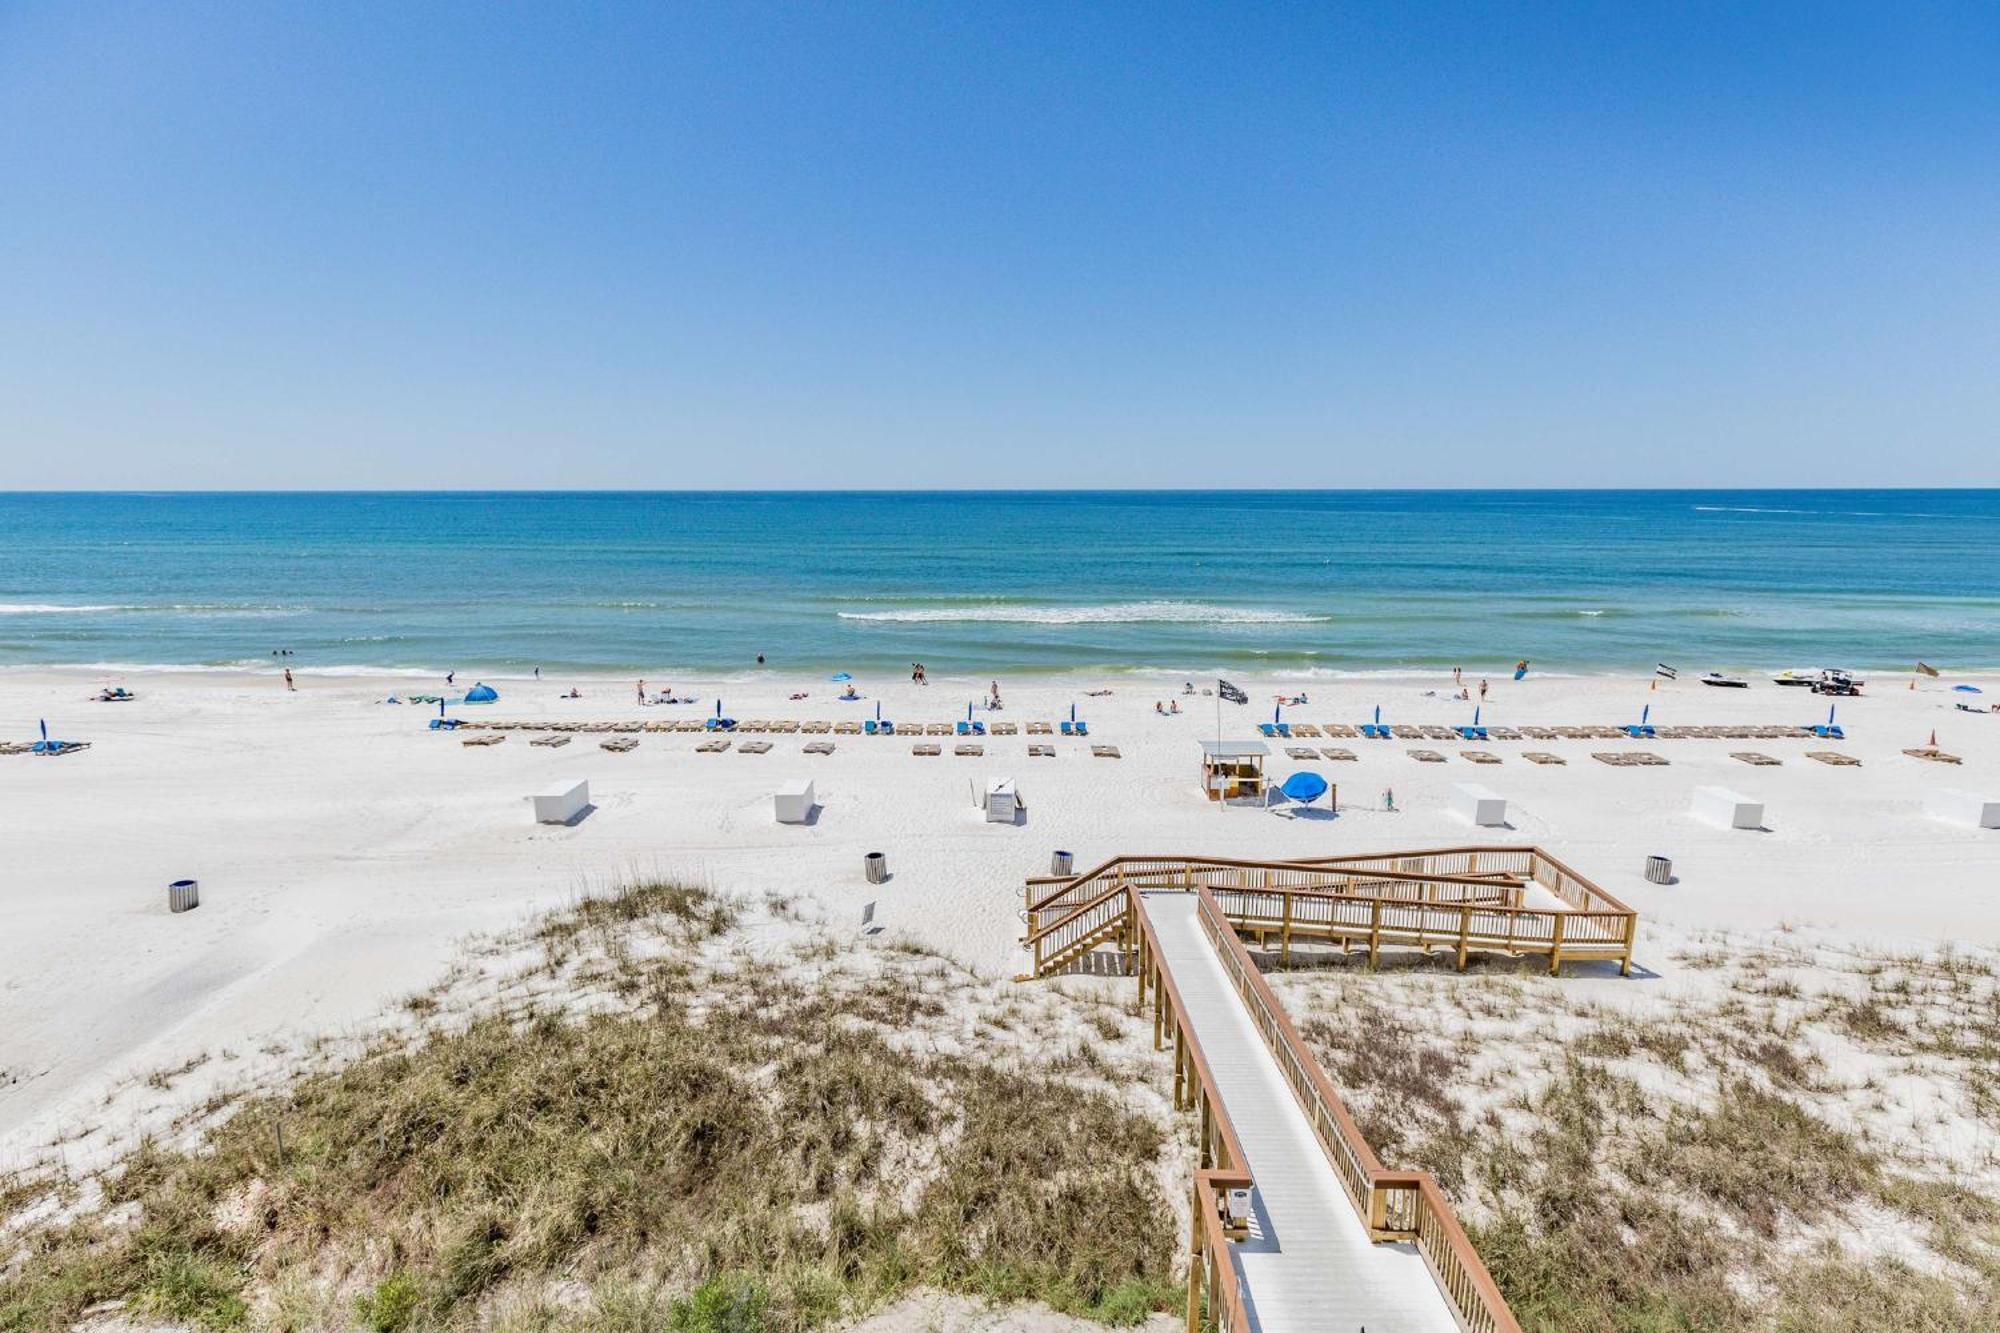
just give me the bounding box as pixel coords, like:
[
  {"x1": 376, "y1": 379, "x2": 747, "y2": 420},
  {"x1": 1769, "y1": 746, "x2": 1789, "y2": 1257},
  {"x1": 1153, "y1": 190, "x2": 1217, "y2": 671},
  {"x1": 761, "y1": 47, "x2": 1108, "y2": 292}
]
[{"x1": 1701, "y1": 672, "x2": 1749, "y2": 688}]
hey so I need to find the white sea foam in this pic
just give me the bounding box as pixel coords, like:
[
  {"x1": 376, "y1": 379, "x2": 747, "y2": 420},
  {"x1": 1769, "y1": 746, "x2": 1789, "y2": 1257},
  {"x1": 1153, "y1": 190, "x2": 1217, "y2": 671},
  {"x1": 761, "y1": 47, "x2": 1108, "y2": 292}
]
[
  {"x1": 0, "y1": 603, "x2": 136, "y2": 615},
  {"x1": 837, "y1": 600, "x2": 1330, "y2": 626}
]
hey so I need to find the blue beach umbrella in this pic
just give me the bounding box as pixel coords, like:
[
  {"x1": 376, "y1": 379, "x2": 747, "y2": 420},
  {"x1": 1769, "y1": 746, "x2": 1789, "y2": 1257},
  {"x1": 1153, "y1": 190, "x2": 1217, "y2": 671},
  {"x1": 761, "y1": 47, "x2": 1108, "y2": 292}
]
[
  {"x1": 40, "y1": 718, "x2": 48, "y2": 743},
  {"x1": 1070, "y1": 702, "x2": 1077, "y2": 722},
  {"x1": 1953, "y1": 684, "x2": 1982, "y2": 694},
  {"x1": 1274, "y1": 703, "x2": 1282, "y2": 725},
  {"x1": 967, "y1": 702, "x2": 974, "y2": 721},
  {"x1": 1641, "y1": 704, "x2": 1650, "y2": 726},
  {"x1": 876, "y1": 701, "x2": 882, "y2": 721},
  {"x1": 1373, "y1": 704, "x2": 1381, "y2": 726},
  {"x1": 831, "y1": 672, "x2": 851, "y2": 682},
  {"x1": 716, "y1": 699, "x2": 723, "y2": 718},
  {"x1": 1280, "y1": 771, "x2": 1329, "y2": 803},
  {"x1": 1473, "y1": 705, "x2": 1481, "y2": 726},
  {"x1": 1828, "y1": 704, "x2": 1837, "y2": 726}
]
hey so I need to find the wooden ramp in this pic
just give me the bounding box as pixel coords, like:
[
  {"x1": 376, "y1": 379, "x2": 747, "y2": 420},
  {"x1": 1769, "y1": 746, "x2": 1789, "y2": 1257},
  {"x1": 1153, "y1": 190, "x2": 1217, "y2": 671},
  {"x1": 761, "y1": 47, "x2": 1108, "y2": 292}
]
[{"x1": 1141, "y1": 891, "x2": 1461, "y2": 1331}]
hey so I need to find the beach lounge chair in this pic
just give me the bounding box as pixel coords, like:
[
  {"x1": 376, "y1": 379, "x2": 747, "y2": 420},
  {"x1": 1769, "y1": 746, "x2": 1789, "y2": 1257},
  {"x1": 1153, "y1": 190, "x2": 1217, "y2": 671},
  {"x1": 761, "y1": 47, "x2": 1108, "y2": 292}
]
[
  {"x1": 864, "y1": 720, "x2": 879, "y2": 736},
  {"x1": 1358, "y1": 723, "x2": 1385, "y2": 739},
  {"x1": 530, "y1": 734, "x2": 571, "y2": 748},
  {"x1": 696, "y1": 739, "x2": 731, "y2": 753},
  {"x1": 801, "y1": 720, "x2": 831, "y2": 734},
  {"x1": 955, "y1": 743, "x2": 983, "y2": 756},
  {"x1": 1285, "y1": 746, "x2": 1318, "y2": 760},
  {"x1": 462, "y1": 734, "x2": 505, "y2": 747},
  {"x1": 1091, "y1": 745, "x2": 1121, "y2": 758},
  {"x1": 1408, "y1": 749, "x2": 1446, "y2": 763},
  {"x1": 911, "y1": 742, "x2": 940, "y2": 756},
  {"x1": 1488, "y1": 726, "x2": 1522, "y2": 741},
  {"x1": 1074, "y1": 720, "x2": 1088, "y2": 737},
  {"x1": 1258, "y1": 723, "x2": 1277, "y2": 737},
  {"x1": 1027, "y1": 722, "x2": 1054, "y2": 735},
  {"x1": 1523, "y1": 751, "x2": 1566, "y2": 765},
  {"x1": 1275, "y1": 722, "x2": 1290, "y2": 738},
  {"x1": 835, "y1": 721, "x2": 862, "y2": 735},
  {"x1": 1457, "y1": 725, "x2": 1489, "y2": 741},
  {"x1": 929, "y1": 722, "x2": 953, "y2": 736},
  {"x1": 1028, "y1": 743, "x2": 1055, "y2": 757},
  {"x1": 1808, "y1": 723, "x2": 1845, "y2": 740},
  {"x1": 600, "y1": 737, "x2": 638, "y2": 752},
  {"x1": 1291, "y1": 723, "x2": 1322, "y2": 738},
  {"x1": 739, "y1": 741, "x2": 772, "y2": 754},
  {"x1": 1319, "y1": 747, "x2": 1357, "y2": 761},
  {"x1": 1060, "y1": 721, "x2": 1076, "y2": 736},
  {"x1": 1623, "y1": 724, "x2": 1657, "y2": 739},
  {"x1": 1731, "y1": 752, "x2": 1781, "y2": 766},
  {"x1": 972, "y1": 720, "x2": 986, "y2": 736},
  {"x1": 991, "y1": 722, "x2": 1018, "y2": 736},
  {"x1": 1806, "y1": 751, "x2": 1859, "y2": 767},
  {"x1": 428, "y1": 717, "x2": 461, "y2": 731},
  {"x1": 1903, "y1": 747, "x2": 1963, "y2": 764},
  {"x1": 1324, "y1": 723, "x2": 1359, "y2": 738},
  {"x1": 1461, "y1": 750, "x2": 1501, "y2": 764},
  {"x1": 30, "y1": 739, "x2": 90, "y2": 756},
  {"x1": 804, "y1": 741, "x2": 835, "y2": 755}
]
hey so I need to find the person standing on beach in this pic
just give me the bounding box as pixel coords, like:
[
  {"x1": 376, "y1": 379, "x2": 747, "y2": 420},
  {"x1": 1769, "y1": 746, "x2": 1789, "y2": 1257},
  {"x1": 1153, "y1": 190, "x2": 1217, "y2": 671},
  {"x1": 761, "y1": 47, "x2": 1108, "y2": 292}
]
[
  {"x1": 534, "y1": 666, "x2": 540, "y2": 679},
  {"x1": 1453, "y1": 665, "x2": 1462, "y2": 686},
  {"x1": 283, "y1": 667, "x2": 294, "y2": 691},
  {"x1": 636, "y1": 679, "x2": 646, "y2": 704},
  {"x1": 1479, "y1": 678, "x2": 1489, "y2": 701},
  {"x1": 446, "y1": 671, "x2": 455, "y2": 687}
]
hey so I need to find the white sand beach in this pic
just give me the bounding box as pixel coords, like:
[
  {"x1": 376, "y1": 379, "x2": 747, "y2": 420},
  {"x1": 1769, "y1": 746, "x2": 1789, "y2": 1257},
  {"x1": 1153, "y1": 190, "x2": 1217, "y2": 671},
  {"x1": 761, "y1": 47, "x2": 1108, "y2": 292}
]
[{"x1": 3, "y1": 663, "x2": 1997, "y2": 1174}]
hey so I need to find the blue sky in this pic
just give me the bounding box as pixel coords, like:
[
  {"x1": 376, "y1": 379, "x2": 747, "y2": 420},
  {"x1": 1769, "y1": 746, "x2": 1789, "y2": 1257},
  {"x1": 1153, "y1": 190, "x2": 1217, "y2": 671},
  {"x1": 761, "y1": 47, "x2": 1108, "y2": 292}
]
[{"x1": 2, "y1": 3, "x2": 1995, "y2": 488}]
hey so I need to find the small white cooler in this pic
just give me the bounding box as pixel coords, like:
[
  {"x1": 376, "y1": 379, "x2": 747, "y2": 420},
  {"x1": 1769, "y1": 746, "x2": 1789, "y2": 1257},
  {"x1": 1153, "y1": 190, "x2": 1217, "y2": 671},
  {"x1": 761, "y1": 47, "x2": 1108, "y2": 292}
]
[
  {"x1": 533, "y1": 779, "x2": 589, "y2": 825},
  {"x1": 774, "y1": 778, "x2": 816, "y2": 825}
]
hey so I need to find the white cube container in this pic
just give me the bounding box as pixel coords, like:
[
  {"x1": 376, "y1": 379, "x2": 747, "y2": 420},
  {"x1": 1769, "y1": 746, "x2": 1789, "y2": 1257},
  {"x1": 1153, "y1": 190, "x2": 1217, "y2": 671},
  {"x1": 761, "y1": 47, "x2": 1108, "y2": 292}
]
[
  {"x1": 1691, "y1": 785, "x2": 1763, "y2": 830},
  {"x1": 774, "y1": 778, "x2": 816, "y2": 825},
  {"x1": 1451, "y1": 783, "x2": 1508, "y2": 827},
  {"x1": 533, "y1": 779, "x2": 590, "y2": 825},
  {"x1": 984, "y1": 778, "x2": 1018, "y2": 823},
  {"x1": 1925, "y1": 788, "x2": 2000, "y2": 830}
]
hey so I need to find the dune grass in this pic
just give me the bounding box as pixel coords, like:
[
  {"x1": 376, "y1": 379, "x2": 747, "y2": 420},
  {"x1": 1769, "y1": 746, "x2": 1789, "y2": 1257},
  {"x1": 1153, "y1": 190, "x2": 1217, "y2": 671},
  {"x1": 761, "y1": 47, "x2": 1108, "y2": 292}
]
[
  {"x1": 1281, "y1": 942, "x2": 2000, "y2": 1332},
  {"x1": 0, "y1": 881, "x2": 1177, "y2": 1332}
]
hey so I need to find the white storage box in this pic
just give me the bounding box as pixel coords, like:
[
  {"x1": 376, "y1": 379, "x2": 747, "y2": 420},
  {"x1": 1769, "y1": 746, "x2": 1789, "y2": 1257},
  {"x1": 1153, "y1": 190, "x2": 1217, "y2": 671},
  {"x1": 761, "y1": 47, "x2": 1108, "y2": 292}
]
[
  {"x1": 1451, "y1": 783, "x2": 1507, "y2": 827},
  {"x1": 774, "y1": 778, "x2": 816, "y2": 824},
  {"x1": 1924, "y1": 788, "x2": 2000, "y2": 830},
  {"x1": 983, "y1": 777, "x2": 1017, "y2": 823},
  {"x1": 533, "y1": 779, "x2": 589, "y2": 825},
  {"x1": 1691, "y1": 785, "x2": 1763, "y2": 830}
]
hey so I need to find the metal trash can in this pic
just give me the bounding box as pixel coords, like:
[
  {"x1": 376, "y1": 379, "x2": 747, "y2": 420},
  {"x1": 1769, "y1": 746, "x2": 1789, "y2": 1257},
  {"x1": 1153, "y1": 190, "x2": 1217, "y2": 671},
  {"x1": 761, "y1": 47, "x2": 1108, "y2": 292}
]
[
  {"x1": 864, "y1": 852, "x2": 888, "y2": 884},
  {"x1": 1644, "y1": 855, "x2": 1672, "y2": 885},
  {"x1": 1050, "y1": 850, "x2": 1074, "y2": 876},
  {"x1": 169, "y1": 878, "x2": 200, "y2": 913}
]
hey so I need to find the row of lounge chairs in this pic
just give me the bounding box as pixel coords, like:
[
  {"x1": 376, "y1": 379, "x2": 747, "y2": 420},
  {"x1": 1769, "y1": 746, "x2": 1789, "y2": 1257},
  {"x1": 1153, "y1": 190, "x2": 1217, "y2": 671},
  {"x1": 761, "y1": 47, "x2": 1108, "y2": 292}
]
[
  {"x1": 547, "y1": 736, "x2": 1117, "y2": 757},
  {"x1": 452, "y1": 718, "x2": 1097, "y2": 738},
  {"x1": 1261, "y1": 721, "x2": 1839, "y2": 742}
]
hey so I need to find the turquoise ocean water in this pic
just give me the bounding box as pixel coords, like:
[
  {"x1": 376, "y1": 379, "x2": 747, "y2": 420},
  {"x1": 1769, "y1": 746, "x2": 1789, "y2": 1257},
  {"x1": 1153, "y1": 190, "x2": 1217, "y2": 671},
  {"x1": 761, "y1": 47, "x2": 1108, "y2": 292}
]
[{"x1": 0, "y1": 491, "x2": 1995, "y2": 677}]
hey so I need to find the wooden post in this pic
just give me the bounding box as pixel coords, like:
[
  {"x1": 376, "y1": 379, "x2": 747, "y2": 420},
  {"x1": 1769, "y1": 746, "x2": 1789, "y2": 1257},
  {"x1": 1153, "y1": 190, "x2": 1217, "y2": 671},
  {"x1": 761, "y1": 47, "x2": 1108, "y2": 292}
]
[
  {"x1": 1173, "y1": 1024, "x2": 1186, "y2": 1109},
  {"x1": 1281, "y1": 892, "x2": 1293, "y2": 968},
  {"x1": 1186, "y1": 1187, "x2": 1203, "y2": 1333},
  {"x1": 1621, "y1": 912, "x2": 1636, "y2": 977},
  {"x1": 1549, "y1": 912, "x2": 1567, "y2": 976},
  {"x1": 1455, "y1": 906, "x2": 1471, "y2": 971},
  {"x1": 1368, "y1": 899, "x2": 1382, "y2": 969}
]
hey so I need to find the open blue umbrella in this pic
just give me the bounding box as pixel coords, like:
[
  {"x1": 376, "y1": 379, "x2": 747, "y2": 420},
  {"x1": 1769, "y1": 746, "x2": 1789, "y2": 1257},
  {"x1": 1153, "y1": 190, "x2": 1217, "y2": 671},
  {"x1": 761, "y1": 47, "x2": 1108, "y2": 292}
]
[
  {"x1": 831, "y1": 672, "x2": 852, "y2": 682},
  {"x1": 1280, "y1": 771, "x2": 1329, "y2": 804},
  {"x1": 1953, "y1": 684, "x2": 1982, "y2": 694}
]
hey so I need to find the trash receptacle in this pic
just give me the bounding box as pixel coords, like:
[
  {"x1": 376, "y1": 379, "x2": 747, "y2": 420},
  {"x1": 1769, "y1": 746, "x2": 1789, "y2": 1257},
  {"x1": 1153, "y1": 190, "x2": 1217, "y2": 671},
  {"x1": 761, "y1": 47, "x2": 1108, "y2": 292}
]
[
  {"x1": 864, "y1": 852, "x2": 888, "y2": 884},
  {"x1": 1644, "y1": 855, "x2": 1672, "y2": 885},
  {"x1": 1050, "y1": 850, "x2": 1074, "y2": 876},
  {"x1": 169, "y1": 879, "x2": 200, "y2": 913}
]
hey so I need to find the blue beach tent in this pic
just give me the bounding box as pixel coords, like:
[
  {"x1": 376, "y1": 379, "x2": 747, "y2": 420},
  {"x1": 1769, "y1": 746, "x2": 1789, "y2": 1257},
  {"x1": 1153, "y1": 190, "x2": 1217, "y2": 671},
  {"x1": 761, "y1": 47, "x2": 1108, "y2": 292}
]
[{"x1": 463, "y1": 682, "x2": 498, "y2": 703}]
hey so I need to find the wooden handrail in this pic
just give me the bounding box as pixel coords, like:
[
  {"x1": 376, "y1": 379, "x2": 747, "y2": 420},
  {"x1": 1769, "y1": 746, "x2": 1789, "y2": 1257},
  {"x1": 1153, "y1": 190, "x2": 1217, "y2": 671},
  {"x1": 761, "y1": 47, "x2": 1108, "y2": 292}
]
[{"x1": 1191, "y1": 886, "x2": 1520, "y2": 1333}]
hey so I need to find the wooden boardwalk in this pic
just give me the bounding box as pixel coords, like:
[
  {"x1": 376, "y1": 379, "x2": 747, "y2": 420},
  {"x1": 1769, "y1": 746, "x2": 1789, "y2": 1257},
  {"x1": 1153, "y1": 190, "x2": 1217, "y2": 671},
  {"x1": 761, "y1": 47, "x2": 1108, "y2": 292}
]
[{"x1": 1141, "y1": 891, "x2": 1461, "y2": 1331}]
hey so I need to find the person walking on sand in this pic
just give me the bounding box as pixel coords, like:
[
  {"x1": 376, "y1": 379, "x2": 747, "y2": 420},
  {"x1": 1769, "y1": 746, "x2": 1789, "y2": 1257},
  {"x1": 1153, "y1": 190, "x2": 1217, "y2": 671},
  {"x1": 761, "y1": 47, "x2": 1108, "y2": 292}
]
[
  {"x1": 283, "y1": 667, "x2": 294, "y2": 691},
  {"x1": 446, "y1": 670, "x2": 455, "y2": 687},
  {"x1": 1479, "y1": 678, "x2": 1489, "y2": 701},
  {"x1": 636, "y1": 679, "x2": 646, "y2": 704}
]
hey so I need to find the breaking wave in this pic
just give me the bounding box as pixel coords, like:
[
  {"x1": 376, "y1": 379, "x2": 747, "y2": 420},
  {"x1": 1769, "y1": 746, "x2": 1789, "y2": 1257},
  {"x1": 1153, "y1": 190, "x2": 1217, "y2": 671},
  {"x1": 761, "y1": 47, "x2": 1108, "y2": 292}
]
[{"x1": 837, "y1": 601, "x2": 1331, "y2": 626}]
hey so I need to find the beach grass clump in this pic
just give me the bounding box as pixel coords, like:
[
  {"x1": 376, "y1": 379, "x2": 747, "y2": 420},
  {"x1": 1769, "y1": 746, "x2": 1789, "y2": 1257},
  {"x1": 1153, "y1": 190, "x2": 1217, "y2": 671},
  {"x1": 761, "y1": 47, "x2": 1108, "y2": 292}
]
[
  {"x1": 1275, "y1": 941, "x2": 2000, "y2": 1332},
  {"x1": 0, "y1": 878, "x2": 1177, "y2": 1332}
]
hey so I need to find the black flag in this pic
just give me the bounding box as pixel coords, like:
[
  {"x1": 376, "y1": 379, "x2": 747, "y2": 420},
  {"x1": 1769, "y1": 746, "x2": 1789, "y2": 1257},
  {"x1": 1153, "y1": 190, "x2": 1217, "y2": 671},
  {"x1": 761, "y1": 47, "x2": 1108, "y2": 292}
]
[{"x1": 1217, "y1": 679, "x2": 1248, "y2": 704}]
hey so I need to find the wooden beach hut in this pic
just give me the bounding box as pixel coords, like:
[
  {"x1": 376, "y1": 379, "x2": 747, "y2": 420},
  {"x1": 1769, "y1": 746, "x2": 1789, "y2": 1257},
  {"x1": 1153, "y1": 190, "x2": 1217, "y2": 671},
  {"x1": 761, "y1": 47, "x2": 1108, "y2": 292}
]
[{"x1": 1200, "y1": 739, "x2": 1269, "y2": 801}]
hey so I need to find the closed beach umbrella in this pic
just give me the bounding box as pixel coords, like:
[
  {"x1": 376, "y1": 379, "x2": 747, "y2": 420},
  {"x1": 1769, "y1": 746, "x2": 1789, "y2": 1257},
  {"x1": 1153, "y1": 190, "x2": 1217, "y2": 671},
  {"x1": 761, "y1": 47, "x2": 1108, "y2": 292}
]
[
  {"x1": 1828, "y1": 704, "x2": 1837, "y2": 727},
  {"x1": 716, "y1": 699, "x2": 723, "y2": 718},
  {"x1": 1641, "y1": 704, "x2": 1650, "y2": 726},
  {"x1": 1280, "y1": 771, "x2": 1329, "y2": 804},
  {"x1": 438, "y1": 698, "x2": 445, "y2": 718},
  {"x1": 876, "y1": 701, "x2": 882, "y2": 721},
  {"x1": 1473, "y1": 705, "x2": 1481, "y2": 726},
  {"x1": 40, "y1": 718, "x2": 48, "y2": 743},
  {"x1": 967, "y1": 702, "x2": 974, "y2": 720},
  {"x1": 1070, "y1": 702, "x2": 1077, "y2": 722},
  {"x1": 1274, "y1": 703, "x2": 1282, "y2": 725},
  {"x1": 1373, "y1": 704, "x2": 1381, "y2": 727}
]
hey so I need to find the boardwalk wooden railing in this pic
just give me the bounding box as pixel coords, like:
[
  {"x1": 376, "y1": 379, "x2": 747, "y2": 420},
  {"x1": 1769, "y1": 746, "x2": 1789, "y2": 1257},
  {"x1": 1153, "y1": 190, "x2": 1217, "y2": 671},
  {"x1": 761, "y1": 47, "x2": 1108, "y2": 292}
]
[
  {"x1": 1131, "y1": 892, "x2": 1256, "y2": 1332},
  {"x1": 1188, "y1": 887, "x2": 1518, "y2": 1333},
  {"x1": 1022, "y1": 846, "x2": 1637, "y2": 977},
  {"x1": 1020, "y1": 846, "x2": 1630, "y2": 1331}
]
